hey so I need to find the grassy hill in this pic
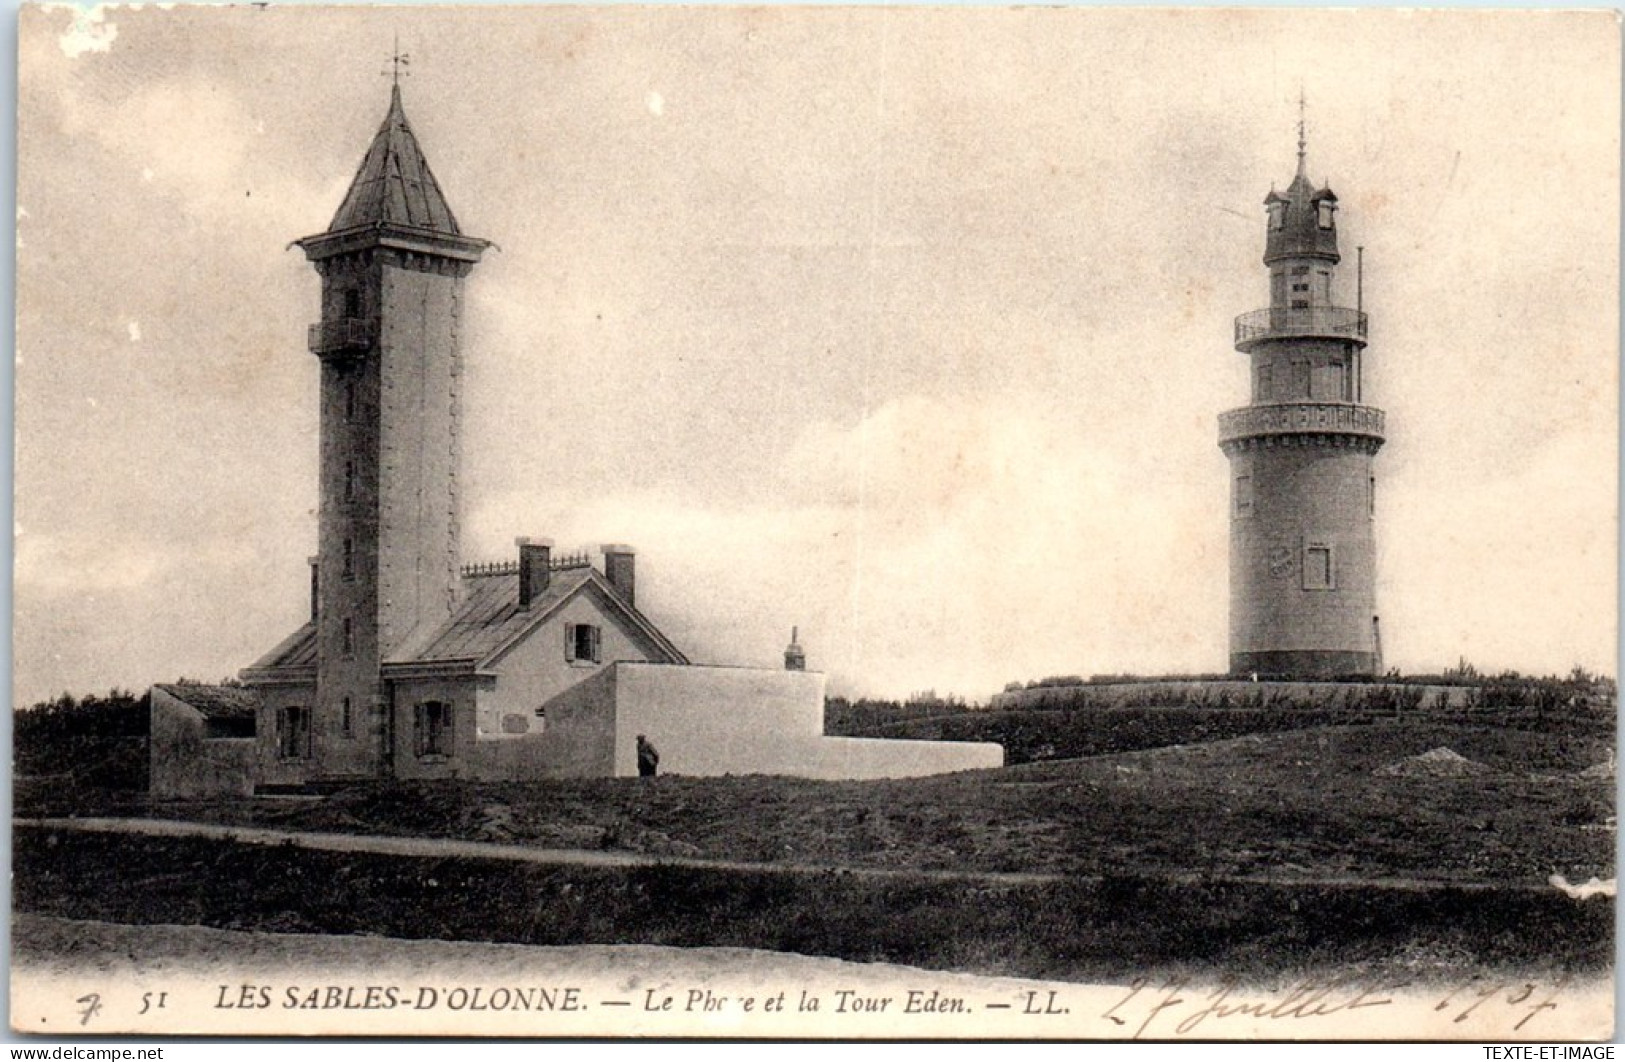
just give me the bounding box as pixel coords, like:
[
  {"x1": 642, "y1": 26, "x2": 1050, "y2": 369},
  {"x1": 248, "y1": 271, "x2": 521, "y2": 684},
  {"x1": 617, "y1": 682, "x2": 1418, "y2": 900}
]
[
  {"x1": 15, "y1": 716, "x2": 1615, "y2": 983},
  {"x1": 22, "y1": 718, "x2": 1613, "y2": 887}
]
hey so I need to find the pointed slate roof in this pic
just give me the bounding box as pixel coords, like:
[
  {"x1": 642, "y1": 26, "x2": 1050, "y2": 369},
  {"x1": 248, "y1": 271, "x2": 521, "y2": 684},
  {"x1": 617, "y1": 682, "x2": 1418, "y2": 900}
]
[
  {"x1": 328, "y1": 84, "x2": 461, "y2": 236},
  {"x1": 1262, "y1": 143, "x2": 1340, "y2": 265}
]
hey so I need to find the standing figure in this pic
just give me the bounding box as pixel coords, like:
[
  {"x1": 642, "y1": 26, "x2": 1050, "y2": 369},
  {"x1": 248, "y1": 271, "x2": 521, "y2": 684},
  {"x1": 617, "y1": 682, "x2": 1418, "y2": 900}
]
[{"x1": 636, "y1": 734, "x2": 660, "y2": 778}]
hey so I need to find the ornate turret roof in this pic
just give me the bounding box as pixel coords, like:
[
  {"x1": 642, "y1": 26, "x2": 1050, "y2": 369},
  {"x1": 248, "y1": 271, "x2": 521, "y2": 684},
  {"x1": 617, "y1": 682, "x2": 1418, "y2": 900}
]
[
  {"x1": 1263, "y1": 147, "x2": 1340, "y2": 265},
  {"x1": 327, "y1": 84, "x2": 461, "y2": 236}
]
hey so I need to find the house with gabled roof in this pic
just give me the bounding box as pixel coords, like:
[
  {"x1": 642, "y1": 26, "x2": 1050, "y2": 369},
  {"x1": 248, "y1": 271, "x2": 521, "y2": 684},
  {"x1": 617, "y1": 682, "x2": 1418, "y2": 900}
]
[
  {"x1": 241, "y1": 539, "x2": 691, "y2": 785},
  {"x1": 150, "y1": 81, "x2": 1000, "y2": 795}
]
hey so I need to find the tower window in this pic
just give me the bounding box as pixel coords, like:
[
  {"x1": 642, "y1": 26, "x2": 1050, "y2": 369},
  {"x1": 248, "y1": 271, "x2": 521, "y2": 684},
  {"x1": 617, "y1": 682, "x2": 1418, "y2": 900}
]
[
  {"x1": 1311, "y1": 362, "x2": 1346, "y2": 401},
  {"x1": 343, "y1": 288, "x2": 362, "y2": 318},
  {"x1": 1303, "y1": 540, "x2": 1335, "y2": 591},
  {"x1": 340, "y1": 696, "x2": 353, "y2": 737},
  {"x1": 1291, "y1": 283, "x2": 1309, "y2": 293},
  {"x1": 344, "y1": 460, "x2": 355, "y2": 501},
  {"x1": 1255, "y1": 364, "x2": 1273, "y2": 401},
  {"x1": 1268, "y1": 204, "x2": 1284, "y2": 231},
  {"x1": 1317, "y1": 202, "x2": 1335, "y2": 229},
  {"x1": 1234, "y1": 474, "x2": 1254, "y2": 518},
  {"x1": 342, "y1": 617, "x2": 355, "y2": 658},
  {"x1": 345, "y1": 381, "x2": 357, "y2": 421},
  {"x1": 1369, "y1": 476, "x2": 1376, "y2": 518},
  {"x1": 342, "y1": 538, "x2": 354, "y2": 580},
  {"x1": 1292, "y1": 359, "x2": 1311, "y2": 398},
  {"x1": 1334, "y1": 357, "x2": 1353, "y2": 401}
]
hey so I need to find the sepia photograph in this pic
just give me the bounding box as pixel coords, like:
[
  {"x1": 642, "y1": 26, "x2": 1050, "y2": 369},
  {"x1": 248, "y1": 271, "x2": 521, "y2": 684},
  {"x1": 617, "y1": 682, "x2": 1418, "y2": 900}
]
[{"x1": 10, "y1": 4, "x2": 1618, "y2": 1040}]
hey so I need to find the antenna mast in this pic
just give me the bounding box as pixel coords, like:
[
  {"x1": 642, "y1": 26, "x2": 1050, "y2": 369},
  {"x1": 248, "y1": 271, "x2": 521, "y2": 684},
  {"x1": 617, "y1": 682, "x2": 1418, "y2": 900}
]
[{"x1": 1357, "y1": 245, "x2": 1365, "y2": 315}]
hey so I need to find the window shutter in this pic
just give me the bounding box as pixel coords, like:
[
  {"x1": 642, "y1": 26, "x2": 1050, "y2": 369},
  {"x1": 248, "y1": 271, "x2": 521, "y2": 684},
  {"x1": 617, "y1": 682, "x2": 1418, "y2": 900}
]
[
  {"x1": 443, "y1": 702, "x2": 454, "y2": 751},
  {"x1": 565, "y1": 624, "x2": 576, "y2": 662},
  {"x1": 302, "y1": 709, "x2": 312, "y2": 759},
  {"x1": 414, "y1": 704, "x2": 425, "y2": 758},
  {"x1": 590, "y1": 625, "x2": 601, "y2": 663}
]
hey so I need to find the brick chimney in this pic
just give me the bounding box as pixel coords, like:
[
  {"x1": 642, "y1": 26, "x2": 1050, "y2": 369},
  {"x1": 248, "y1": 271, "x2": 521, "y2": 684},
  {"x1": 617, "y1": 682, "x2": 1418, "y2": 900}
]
[
  {"x1": 601, "y1": 544, "x2": 636, "y2": 607},
  {"x1": 308, "y1": 555, "x2": 320, "y2": 622},
  {"x1": 784, "y1": 626, "x2": 806, "y2": 671},
  {"x1": 517, "y1": 537, "x2": 553, "y2": 609}
]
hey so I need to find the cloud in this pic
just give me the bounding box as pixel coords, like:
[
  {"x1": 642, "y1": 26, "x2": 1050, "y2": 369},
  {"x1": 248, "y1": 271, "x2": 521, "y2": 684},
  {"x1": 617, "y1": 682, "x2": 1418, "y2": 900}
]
[
  {"x1": 67, "y1": 76, "x2": 257, "y2": 204},
  {"x1": 470, "y1": 390, "x2": 1226, "y2": 698},
  {"x1": 1381, "y1": 426, "x2": 1617, "y2": 676},
  {"x1": 15, "y1": 529, "x2": 164, "y2": 595}
]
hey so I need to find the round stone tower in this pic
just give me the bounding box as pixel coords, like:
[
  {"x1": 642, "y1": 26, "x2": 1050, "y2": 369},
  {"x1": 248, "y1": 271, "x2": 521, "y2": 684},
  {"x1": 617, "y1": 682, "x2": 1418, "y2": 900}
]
[{"x1": 1219, "y1": 122, "x2": 1385, "y2": 678}]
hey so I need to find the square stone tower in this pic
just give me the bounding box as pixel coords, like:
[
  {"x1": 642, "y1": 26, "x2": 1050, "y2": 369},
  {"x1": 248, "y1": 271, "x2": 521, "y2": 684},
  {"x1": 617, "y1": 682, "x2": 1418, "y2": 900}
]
[
  {"x1": 293, "y1": 84, "x2": 490, "y2": 778},
  {"x1": 1219, "y1": 120, "x2": 1386, "y2": 678}
]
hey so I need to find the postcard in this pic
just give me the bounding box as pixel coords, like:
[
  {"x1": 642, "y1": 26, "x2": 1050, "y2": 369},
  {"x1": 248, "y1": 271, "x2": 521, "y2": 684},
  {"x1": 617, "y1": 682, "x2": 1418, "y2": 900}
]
[{"x1": 12, "y1": 4, "x2": 1617, "y2": 1040}]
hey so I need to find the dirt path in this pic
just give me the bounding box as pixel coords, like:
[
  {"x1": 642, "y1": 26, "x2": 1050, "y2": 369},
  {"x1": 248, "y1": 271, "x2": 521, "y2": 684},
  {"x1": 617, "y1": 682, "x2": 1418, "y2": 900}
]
[
  {"x1": 15, "y1": 815, "x2": 1576, "y2": 895},
  {"x1": 14, "y1": 816, "x2": 1060, "y2": 885}
]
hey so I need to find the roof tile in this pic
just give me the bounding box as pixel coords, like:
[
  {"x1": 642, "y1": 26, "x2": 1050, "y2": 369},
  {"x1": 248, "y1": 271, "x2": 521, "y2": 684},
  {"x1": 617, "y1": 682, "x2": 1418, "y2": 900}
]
[
  {"x1": 247, "y1": 564, "x2": 685, "y2": 679},
  {"x1": 154, "y1": 683, "x2": 261, "y2": 721}
]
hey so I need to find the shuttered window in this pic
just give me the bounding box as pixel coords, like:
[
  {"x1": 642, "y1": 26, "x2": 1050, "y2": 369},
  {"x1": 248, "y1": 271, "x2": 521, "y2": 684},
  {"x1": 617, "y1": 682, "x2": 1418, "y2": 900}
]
[
  {"x1": 566, "y1": 623, "x2": 602, "y2": 664},
  {"x1": 415, "y1": 701, "x2": 452, "y2": 758},
  {"x1": 278, "y1": 706, "x2": 311, "y2": 760}
]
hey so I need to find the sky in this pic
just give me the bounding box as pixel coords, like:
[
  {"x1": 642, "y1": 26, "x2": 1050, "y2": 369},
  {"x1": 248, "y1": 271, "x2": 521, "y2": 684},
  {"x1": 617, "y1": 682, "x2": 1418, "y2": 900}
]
[{"x1": 13, "y1": 6, "x2": 1619, "y2": 708}]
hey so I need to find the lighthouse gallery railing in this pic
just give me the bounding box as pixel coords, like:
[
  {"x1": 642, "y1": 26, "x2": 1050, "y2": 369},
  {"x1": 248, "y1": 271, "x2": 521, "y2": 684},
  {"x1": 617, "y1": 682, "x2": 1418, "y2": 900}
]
[
  {"x1": 1234, "y1": 306, "x2": 1368, "y2": 347},
  {"x1": 1218, "y1": 402, "x2": 1386, "y2": 446}
]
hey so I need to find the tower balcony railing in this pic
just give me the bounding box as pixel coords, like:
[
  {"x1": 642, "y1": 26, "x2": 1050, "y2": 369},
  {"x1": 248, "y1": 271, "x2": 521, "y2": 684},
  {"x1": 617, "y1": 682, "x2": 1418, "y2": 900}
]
[
  {"x1": 1218, "y1": 401, "x2": 1386, "y2": 447},
  {"x1": 308, "y1": 317, "x2": 377, "y2": 355},
  {"x1": 1234, "y1": 306, "x2": 1368, "y2": 349}
]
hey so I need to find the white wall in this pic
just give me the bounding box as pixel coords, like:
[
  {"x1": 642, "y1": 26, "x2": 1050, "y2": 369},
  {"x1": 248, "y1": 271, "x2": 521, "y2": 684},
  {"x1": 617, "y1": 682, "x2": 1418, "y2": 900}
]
[
  {"x1": 467, "y1": 667, "x2": 619, "y2": 780},
  {"x1": 610, "y1": 663, "x2": 1002, "y2": 780}
]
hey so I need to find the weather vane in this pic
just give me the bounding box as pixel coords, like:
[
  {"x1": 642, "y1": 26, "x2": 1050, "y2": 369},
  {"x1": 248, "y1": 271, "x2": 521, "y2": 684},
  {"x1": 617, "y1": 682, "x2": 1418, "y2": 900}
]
[{"x1": 385, "y1": 32, "x2": 411, "y2": 86}]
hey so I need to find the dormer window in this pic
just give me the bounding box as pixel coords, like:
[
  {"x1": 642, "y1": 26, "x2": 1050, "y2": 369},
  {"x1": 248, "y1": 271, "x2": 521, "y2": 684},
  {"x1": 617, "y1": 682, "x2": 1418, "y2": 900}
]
[
  {"x1": 1268, "y1": 203, "x2": 1285, "y2": 231},
  {"x1": 1317, "y1": 201, "x2": 1335, "y2": 229}
]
